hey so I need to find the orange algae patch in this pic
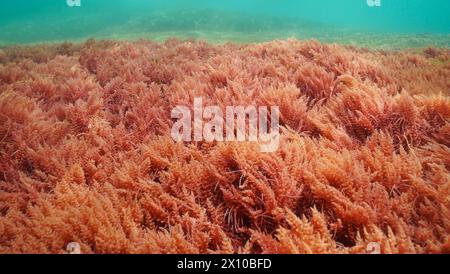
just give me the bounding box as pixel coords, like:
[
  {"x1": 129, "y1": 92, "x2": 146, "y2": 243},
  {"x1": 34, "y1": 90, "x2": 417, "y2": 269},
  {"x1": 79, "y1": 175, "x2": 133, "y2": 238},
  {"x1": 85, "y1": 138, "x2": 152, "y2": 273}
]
[{"x1": 0, "y1": 39, "x2": 449, "y2": 254}]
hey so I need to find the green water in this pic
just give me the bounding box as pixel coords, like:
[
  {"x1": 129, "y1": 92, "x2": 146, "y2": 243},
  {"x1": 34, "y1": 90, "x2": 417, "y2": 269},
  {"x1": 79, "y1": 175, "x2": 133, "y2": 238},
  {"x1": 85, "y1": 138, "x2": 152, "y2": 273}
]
[{"x1": 0, "y1": 0, "x2": 449, "y2": 48}]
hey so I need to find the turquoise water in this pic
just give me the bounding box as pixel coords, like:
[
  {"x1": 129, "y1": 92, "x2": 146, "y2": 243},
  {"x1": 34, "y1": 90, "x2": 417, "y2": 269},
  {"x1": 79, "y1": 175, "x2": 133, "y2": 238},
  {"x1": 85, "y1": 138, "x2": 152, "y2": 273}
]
[{"x1": 0, "y1": 0, "x2": 449, "y2": 48}]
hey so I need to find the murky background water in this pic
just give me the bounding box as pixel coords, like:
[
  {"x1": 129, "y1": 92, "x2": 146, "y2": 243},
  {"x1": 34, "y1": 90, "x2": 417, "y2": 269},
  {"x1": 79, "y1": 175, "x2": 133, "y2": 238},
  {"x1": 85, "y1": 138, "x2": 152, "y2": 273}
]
[{"x1": 0, "y1": 0, "x2": 449, "y2": 48}]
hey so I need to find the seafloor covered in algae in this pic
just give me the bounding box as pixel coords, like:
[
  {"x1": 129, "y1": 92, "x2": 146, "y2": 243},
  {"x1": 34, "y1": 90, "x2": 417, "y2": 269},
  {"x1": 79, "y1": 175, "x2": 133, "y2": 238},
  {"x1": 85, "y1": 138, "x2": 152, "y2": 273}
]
[{"x1": 0, "y1": 38, "x2": 449, "y2": 254}]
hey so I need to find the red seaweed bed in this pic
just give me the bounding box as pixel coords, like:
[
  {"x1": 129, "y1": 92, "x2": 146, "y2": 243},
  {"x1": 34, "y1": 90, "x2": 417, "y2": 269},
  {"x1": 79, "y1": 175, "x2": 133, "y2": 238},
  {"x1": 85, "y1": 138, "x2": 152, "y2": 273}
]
[{"x1": 0, "y1": 39, "x2": 449, "y2": 254}]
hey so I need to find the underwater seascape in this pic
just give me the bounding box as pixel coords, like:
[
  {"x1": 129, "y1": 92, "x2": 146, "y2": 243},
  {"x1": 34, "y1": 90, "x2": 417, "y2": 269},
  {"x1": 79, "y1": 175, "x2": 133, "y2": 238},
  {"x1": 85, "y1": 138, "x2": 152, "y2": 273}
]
[{"x1": 0, "y1": 0, "x2": 449, "y2": 255}]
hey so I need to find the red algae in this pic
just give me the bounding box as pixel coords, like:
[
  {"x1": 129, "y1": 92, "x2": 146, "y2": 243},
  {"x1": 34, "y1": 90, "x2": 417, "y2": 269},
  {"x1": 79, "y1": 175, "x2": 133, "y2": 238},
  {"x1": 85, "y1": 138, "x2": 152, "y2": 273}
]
[{"x1": 0, "y1": 38, "x2": 449, "y2": 254}]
